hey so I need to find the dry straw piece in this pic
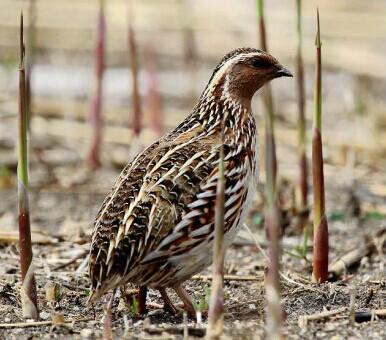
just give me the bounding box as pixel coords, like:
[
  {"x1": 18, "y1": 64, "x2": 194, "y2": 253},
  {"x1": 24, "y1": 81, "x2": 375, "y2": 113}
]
[{"x1": 298, "y1": 307, "x2": 346, "y2": 329}]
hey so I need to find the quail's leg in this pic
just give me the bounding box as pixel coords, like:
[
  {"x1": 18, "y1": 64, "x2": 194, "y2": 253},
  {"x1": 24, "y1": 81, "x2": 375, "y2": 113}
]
[
  {"x1": 158, "y1": 288, "x2": 178, "y2": 315},
  {"x1": 173, "y1": 285, "x2": 195, "y2": 315},
  {"x1": 138, "y1": 286, "x2": 148, "y2": 314}
]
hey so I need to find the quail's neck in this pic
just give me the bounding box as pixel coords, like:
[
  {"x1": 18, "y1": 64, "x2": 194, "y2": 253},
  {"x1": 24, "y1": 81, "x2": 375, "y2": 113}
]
[
  {"x1": 204, "y1": 80, "x2": 253, "y2": 113},
  {"x1": 196, "y1": 84, "x2": 257, "y2": 171},
  {"x1": 191, "y1": 85, "x2": 254, "y2": 136}
]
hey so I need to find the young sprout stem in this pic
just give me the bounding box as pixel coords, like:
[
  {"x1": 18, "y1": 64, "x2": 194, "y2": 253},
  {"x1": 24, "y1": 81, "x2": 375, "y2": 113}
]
[
  {"x1": 312, "y1": 8, "x2": 329, "y2": 283},
  {"x1": 18, "y1": 12, "x2": 38, "y2": 320}
]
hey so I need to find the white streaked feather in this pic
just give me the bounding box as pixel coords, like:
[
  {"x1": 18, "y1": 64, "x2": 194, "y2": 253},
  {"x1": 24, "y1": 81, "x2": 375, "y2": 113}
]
[
  {"x1": 106, "y1": 239, "x2": 115, "y2": 264},
  {"x1": 190, "y1": 224, "x2": 212, "y2": 238},
  {"x1": 124, "y1": 215, "x2": 135, "y2": 235},
  {"x1": 157, "y1": 231, "x2": 184, "y2": 250},
  {"x1": 188, "y1": 198, "x2": 207, "y2": 209},
  {"x1": 225, "y1": 192, "x2": 241, "y2": 208}
]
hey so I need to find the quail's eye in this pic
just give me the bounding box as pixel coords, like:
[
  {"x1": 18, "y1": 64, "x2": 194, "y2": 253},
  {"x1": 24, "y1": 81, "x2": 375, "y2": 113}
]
[{"x1": 252, "y1": 58, "x2": 271, "y2": 68}]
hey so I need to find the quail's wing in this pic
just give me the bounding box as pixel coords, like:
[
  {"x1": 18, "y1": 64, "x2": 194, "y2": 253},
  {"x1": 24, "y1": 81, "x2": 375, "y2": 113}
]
[{"x1": 141, "y1": 138, "x2": 251, "y2": 265}]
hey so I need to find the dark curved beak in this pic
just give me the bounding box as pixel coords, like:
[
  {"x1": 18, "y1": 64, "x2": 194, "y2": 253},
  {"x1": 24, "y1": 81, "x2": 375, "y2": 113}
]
[{"x1": 275, "y1": 66, "x2": 293, "y2": 78}]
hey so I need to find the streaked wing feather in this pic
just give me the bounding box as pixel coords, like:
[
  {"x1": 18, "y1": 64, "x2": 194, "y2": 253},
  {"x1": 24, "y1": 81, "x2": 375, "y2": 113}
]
[{"x1": 142, "y1": 156, "x2": 249, "y2": 264}]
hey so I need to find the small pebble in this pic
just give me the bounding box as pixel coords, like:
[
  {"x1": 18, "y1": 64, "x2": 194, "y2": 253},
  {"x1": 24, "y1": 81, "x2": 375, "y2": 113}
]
[
  {"x1": 117, "y1": 298, "x2": 126, "y2": 312},
  {"x1": 360, "y1": 256, "x2": 369, "y2": 268},
  {"x1": 147, "y1": 309, "x2": 163, "y2": 316},
  {"x1": 39, "y1": 311, "x2": 50, "y2": 320},
  {"x1": 80, "y1": 329, "x2": 94, "y2": 338},
  {"x1": 133, "y1": 320, "x2": 143, "y2": 327},
  {"x1": 143, "y1": 317, "x2": 151, "y2": 328}
]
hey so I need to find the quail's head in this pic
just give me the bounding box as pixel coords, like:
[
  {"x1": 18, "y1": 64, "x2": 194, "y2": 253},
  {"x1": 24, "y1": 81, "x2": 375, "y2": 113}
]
[{"x1": 206, "y1": 47, "x2": 293, "y2": 103}]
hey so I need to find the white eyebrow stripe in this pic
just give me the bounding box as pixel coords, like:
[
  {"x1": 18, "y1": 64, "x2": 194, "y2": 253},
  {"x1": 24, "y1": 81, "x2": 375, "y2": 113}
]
[{"x1": 205, "y1": 52, "x2": 263, "y2": 92}]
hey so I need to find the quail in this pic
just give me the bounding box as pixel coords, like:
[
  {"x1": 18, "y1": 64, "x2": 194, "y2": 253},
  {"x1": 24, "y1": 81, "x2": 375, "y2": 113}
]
[{"x1": 88, "y1": 47, "x2": 293, "y2": 313}]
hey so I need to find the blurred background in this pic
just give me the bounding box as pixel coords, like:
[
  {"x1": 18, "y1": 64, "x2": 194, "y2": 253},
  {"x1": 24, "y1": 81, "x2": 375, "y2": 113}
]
[{"x1": 0, "y1": 0, "x2": 385, "y2": 231}]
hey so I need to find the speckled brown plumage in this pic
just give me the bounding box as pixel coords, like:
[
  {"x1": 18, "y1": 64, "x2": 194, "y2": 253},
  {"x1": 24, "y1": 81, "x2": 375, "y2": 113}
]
[{"x1": 88, "y1": 47, "x2": 292, "y2": 310}]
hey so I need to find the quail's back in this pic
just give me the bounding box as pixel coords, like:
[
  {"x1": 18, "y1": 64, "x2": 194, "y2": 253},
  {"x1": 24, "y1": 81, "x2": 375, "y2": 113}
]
[{"x1": 88, "y1": 47, "x2": 293, "y2": 303}]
